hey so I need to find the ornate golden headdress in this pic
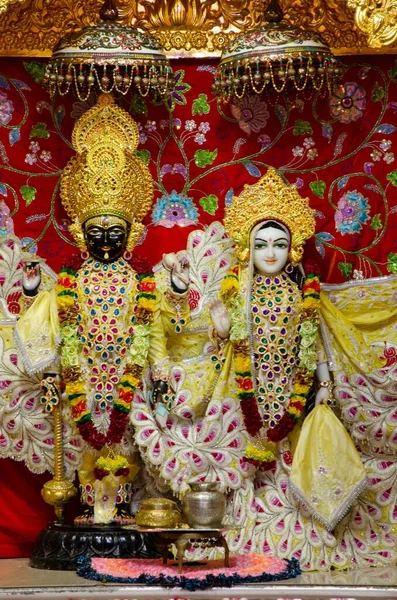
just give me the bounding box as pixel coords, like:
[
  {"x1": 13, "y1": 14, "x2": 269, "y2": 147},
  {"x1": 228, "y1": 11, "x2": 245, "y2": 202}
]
[
  {"x1": 224, "y1": 168, "x2": 316, "y2": 264},
  {"x1": 60, "y1": 94, "x2": 154, "y2": 251}
]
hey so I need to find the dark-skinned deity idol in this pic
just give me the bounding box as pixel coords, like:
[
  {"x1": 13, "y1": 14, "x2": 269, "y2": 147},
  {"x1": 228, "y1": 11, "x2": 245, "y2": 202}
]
[
  {"x1": 14, "y1": 94, "x2": 157, "y2": 528},
  {"x1": 0, "y1": 96, "x2": 395, "y2": 572}
]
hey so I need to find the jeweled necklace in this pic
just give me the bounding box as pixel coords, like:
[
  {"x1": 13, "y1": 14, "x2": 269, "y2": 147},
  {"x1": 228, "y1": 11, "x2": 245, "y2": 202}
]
[
  {"x1": 251, "y1": 273, "x2": 301, "y2": 429},
  {"x1": 220, "y1": 264, "x2": 321, "y2": 467},
  {"x1": 57, "y1": 257, "x2": 156, "y2": 451},
  {"x1": 76, "y1": 258, "x2": 135, "y2": 413}
]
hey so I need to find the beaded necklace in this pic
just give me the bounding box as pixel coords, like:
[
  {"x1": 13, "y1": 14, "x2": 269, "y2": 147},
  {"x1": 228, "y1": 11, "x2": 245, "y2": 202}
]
[
  {"x1": 76, "y1": 258, "x2": 136, "y2": 414},
  {"x1": 220, "y1": 265, "x2": 321, "y2": 467},
  {"x1": 57, "y1": 257, "x2": 156, "y2": 451},
  {"x1": 251, "y1": 273, "x2": 302, "y2": 429}
]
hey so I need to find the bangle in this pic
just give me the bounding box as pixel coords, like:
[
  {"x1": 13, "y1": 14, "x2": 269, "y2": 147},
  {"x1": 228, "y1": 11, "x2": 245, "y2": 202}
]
[{"x1": 319, "y1": 380, "x2": 332, "y2": 388}]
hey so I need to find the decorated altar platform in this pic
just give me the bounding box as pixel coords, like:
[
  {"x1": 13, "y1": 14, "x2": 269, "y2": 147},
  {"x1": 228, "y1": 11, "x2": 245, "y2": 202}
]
[{"x1": 0, "y1": 560, "x2": 397, "y2": 600}]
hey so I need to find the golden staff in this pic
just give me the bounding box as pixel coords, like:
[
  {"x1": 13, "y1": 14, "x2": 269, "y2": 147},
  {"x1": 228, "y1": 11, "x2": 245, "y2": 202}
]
[{"x1": 40, "y1": 374, "x2": 77, "y2": 523}]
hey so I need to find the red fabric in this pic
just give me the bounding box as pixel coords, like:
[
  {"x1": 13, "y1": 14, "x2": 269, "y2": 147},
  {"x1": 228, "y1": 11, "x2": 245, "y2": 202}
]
[
  {"x1": 0, "y1": 55, "x2": 396, "y2": 557},
  {"x1": 0, "y1": 458, "x2": 55, "y2": 557},
  {"x1": 0, "y1": 57, "x2": 395, "y2": 278}
]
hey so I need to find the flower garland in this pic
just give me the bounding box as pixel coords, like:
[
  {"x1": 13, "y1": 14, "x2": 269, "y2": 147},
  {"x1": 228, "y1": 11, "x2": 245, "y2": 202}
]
[
  {"x1": 56, "y1": 261, "x2": 156, "y2": 451},
  {"x1": 220, "y1": 264, "x2": 321, "y2": 467},
  {"x1": 94, "y1": 455, "x2": 130, "y2": 481}
]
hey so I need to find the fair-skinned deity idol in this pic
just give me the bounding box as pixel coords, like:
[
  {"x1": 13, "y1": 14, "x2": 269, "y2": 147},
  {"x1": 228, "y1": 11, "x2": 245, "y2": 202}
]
[{"x1": 130, "y1": 168, "x2": 396, "y2": 571}]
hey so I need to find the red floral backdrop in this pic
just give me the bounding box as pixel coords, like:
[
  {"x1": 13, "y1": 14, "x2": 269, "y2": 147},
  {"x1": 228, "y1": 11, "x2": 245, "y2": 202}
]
[{"x1": 0, "y1": 55, "x2": 396, "y2": 557}]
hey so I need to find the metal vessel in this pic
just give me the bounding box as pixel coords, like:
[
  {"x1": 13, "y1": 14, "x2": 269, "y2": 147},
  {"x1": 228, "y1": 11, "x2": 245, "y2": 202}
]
[
  {"x1": 135, "y1": 497, "x2": 181, "y2": 528},
  {"x1": 182, "y1": 482, "x2": 226, "y2": 528}
]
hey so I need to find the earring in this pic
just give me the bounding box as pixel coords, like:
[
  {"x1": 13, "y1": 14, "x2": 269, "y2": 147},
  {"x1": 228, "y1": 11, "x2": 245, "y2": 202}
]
[
  {"x1": 285, "y1": 263, "x2": 294, "y2": 274},
  {"x1": 123, "y1": 250, "x2": 132, "y2": 261},
  {"x1": 288, "y1": 246, "x2": 303, "y2": 266}
]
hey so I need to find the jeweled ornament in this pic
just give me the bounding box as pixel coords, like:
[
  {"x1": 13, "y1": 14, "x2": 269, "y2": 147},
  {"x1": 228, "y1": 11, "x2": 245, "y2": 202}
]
[
  {"x1": 43, "y1": 0, "x2": 173, "y2": 101},
  {"x1": 212, "y1": 0, "x2": 341, "y2": 105}
]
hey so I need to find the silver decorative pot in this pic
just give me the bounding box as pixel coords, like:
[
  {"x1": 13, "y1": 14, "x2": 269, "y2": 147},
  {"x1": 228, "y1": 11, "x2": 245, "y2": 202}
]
[{"x1": 182, "y1": 482, "x2": 226, "y2": 529}]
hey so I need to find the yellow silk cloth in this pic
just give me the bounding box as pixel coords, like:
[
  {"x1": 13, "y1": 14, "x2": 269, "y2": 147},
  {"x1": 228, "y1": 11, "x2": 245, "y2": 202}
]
[
  {"x1": 290, "y1": 405, "x2": 367, "y2": 531},
  {"x1": 14, "y1": 289, "x2": 60, "y2": 374},
  {"x1": 320, "y1": 280, "x2": 397, "y2": 375}
]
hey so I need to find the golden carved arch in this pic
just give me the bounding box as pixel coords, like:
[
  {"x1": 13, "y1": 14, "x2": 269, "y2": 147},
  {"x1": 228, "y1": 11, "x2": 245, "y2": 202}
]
[{"x1": 0, "y1": 0, "x2": 396, "y2": 57}]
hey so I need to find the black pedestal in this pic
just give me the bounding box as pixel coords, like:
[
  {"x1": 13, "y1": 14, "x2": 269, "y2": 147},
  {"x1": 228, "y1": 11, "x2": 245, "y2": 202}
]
[{"x1": 30, "y1": 523, "x2": 160, "y2": 570}]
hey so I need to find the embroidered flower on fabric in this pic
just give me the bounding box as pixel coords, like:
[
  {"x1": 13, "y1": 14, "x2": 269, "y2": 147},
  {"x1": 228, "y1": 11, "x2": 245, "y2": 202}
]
[
  {"x1": 303, "y1": 137, "x2": 315, "y2": 149},
  {"x1": 145, "y1": 120, "x2": 157, "y2": 132},
  {"x1": 329, "y1": 82, "x2": 367, "y2": 124},
  {"x1": 198, "y1": 122, "x2": 210, "y2": 134},
  {"x1": 185, "y1": 119, "x2": 196, "y2": 132},
  {"x1": 0, "y1": 90, "x2": 14, "y2": 125},
  {"x1": 160, "y1": 163, "x2": 187, "y2": 180},
  {"x1": 335, "y1": 190, "x2": 371, "y2": 235},
  {"x1": 307, "y1": 148, "x2": 318, "y2": 161},
  {"x1": 29, "y1": 141, "x2": 40, "y2": 153},
  {"x1": 194, "y1": 133, "x2": 206, "y2": 145},
  {"x1": 40, "y1": 151, "x2": 52, "y2": 163},
  {"x1": 292, "y1": 146, "x2": 304, "y2": 158},
  {"x1": 380, "y1": 139, "x2": 392, "y2": 152},
  {"x1": 231, "y1": 95, "x2": 270, "y2": 135},
  {"x1": 370, "y1": 149, "x2": 382, "y2": 161},
  {"x1": 258, "y1": 134, "x2": 271, "y2": 149},
  {"x1": 151, "y1": 191, "x2": 199, "y2": 228},
  {"x1": 25, "y1": 153, "x2": 37, "y2": 165}
]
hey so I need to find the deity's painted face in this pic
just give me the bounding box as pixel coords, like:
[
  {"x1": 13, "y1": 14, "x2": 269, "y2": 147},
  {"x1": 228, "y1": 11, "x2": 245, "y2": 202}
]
[
  {"x1": 253, "y1": 224, "x2": 290, "y2": 275},
  {"x1": 83, "y1": 215, "x2": 129, "y2": 263}
]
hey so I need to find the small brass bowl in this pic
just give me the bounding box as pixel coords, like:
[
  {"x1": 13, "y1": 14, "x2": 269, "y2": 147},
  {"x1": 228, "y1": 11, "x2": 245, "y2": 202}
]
[{"x1": 135, "y1": 497, "x2": 181, "y2": 529}]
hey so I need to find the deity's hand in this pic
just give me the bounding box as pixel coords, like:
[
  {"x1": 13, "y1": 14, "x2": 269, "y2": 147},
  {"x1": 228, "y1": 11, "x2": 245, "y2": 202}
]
[
  {"x1": 22, "y1": 260, "x2": 41, "y2": 296},
  {"x1": 315, "y1": 387, "x2": 330, "y2": 406},
  {"x1": 315, "y1": 362, "x2": 333, "y2": 406},
  {"x1": 163, "y1": 252, "x2": 190, "y2": 293},
  {"x1": 152, "y1": 380, "x2": 168, "y2": 404},
  {"x1": 209, "y1": 298, "x2": 231, "y2": 339}
]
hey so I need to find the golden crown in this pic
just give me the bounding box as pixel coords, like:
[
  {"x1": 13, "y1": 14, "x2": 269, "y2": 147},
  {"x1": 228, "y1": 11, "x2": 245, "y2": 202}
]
[
  {"x1": 224, "y1": 168, "x2": 316, "y2": 264},
  {"x1": 60, "y1": 94, "x2": 154, "y2": 250}
]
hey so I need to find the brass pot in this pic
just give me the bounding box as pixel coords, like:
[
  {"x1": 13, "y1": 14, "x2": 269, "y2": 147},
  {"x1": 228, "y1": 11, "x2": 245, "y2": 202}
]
[{"x1": 135, "y1": 497, "x2": 181, "y2": 528}]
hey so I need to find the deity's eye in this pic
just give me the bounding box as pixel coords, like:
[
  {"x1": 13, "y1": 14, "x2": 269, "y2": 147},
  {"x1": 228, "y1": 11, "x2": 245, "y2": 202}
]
[
  {"x1": 108, "y1": 228, "x2": 126, "y2": 238},
  {"x1": 86, "y1": 226, "x2": 104, "y2": 238},
  {"x1": 254, "y1": 241, "x2": 267, "y2": 249},
  {"x1": 274, "y1": 241, "x2": 288, "y2": 249}
]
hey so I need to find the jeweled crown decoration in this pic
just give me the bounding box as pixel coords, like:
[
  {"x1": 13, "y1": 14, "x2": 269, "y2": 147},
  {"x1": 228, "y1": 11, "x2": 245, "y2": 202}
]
[
  {"x1": 60, "y1": 94, "x2": 154, "y2": 248},
  {"x1": 224, "y1": 168, "x2": 315, "y2": 260},
  {"x1": 43, "y1": 0, "x2": 173, "y2": 101},
  {"x1": 213, "y1": 0, "x2": 341, "y2": 104}
]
